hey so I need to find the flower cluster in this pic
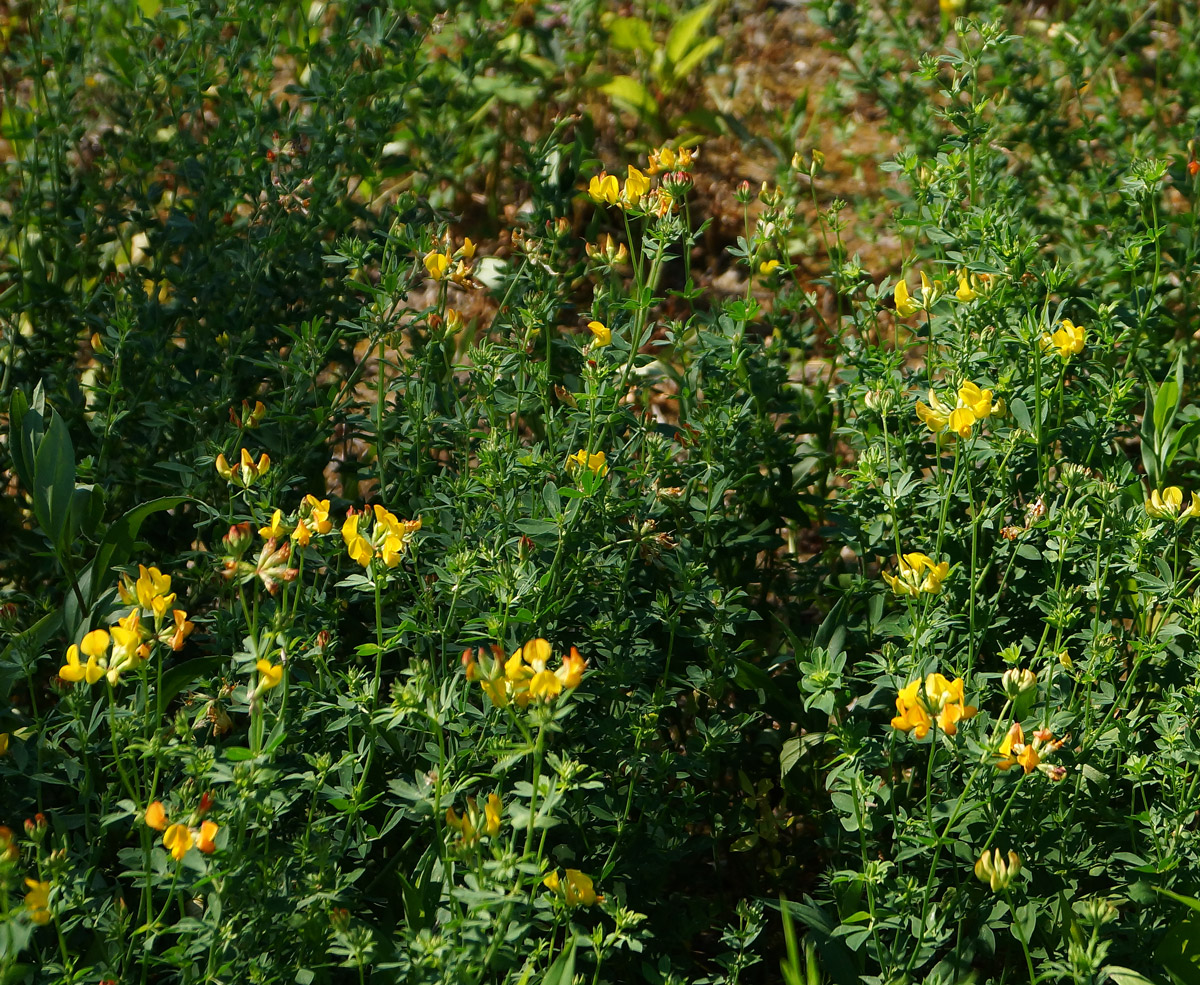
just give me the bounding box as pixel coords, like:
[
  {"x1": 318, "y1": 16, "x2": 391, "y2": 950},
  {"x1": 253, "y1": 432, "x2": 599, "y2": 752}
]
[
  {"x1": 445, "y1": 793, "x2": 502, "y2": 847},
  {"x1": 145, "y1": 800, "x2": 218, "y2": 862},
  {"x1": 342, "y1": 505, "x2": 421, "y2": 569},
  {"x1": 215, "y1": 447, "x2": 271, "y2": 488},
  {"x1": 588, "y1": 156, "x2": 686, "y2": 217},
  {"x1": 588, "y1": 165, "x2": 650, "y2": 209},
  {"x1": 891, "y1": 673, "x2": 977, "y2": 738},
  {"x1": 221, "y1": 526, "x2": 299, "y2": 595},
  {"x1": 424, "y1": 237, "x2": 476, "y2": 285},
  {"x1": 1145, "y1": 486, "x2": 1200, "y2": 521},
  {"x1": 543, "y1": 868, "x2": 601, "y2": 907},
  {"x1": 915, "y1": 381, "x2": 1003, "y2": 439},
  {"x1": 882, "y1": 552, "x2": 949, "y2": 597},
  {"x1": 1042, "y1": 318, "x2": 1086, "y2": 360},
  {"x1": 995, "y1": 722, "x2": 1066, "y2": 779},
  {"x1": 60, "y1": 566, "x2": 194, "y2": 687},
  {"x1": 974, "y1": 849, "x2": 1021, "y2": 891},
  {"x1": 645, "y1": 143, "x2": 696, "y2": 175},
  {"x1": 257, "y1": 495, "x2": 333, "y2": 547},
  {"x1": 464, "y1": 638, "x2": 586, "y2": 709}
]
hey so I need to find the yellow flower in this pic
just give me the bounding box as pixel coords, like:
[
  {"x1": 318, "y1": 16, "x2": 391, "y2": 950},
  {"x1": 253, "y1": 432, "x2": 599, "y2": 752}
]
[
  {"x1": 919, "y1": 271, "x2": 945, "y2": 306},
  {"x1": 882, "y1": 553, "x2": 950, "y2": 597},
  {"x1": 484, "y1": 793, "x2": 502, "y2": 837},
  {"x1": 555, "y1": 646, "x2": 587, "y2": 690},
  {"x1": 163, "y1": 823, "x2": 193, "y2": 861},
  {"x1": 544, "y1": 869, "x2": 601, "y2": 907},
  {"x1": 894, "y1": 278, "x2": 920, "y2": 317},
  {"x1": 0, "y1": 733, "x2": 7, "y2": 756},
  {"x1": 424, "y1": 251, "x2": 450, "y2": 280},
  {"x1": 647, "y1": 145, "x2": 677, "y2": 174},
  {"x1": 1042, "y1": 318, "x2": 1085, "y2": 360},
  {"x1": 118, "y1": 564, "x2": 175, "y2": 616},
  {"x1": 258, "y1": 509, "x2": 291, "y2": 541},
  {"x1": 342, "y1": 506, "x2": 421, "y2": 568},
  {"x1": 915, "y1": 381, "x2": 1001, "y2": 439},
  {"x1": 759, "y1": 259, "x2": 781, "y2": 275},
  {"x1": 166, "y1": 609, "x2": 195, "y2": 651},
  {"x1": 60, "y1": 628, "x2": 111, "y2": 685},
  {"x1": 566, "y1": 448, "x2": 608, "y2": 478},
  {"x1": 23, "y1": 879, "x2": 52, "y2": 925},
  {"x1": 256, "y1": 658, "x2": 283, "y2": 691},
  {"x1": 974, "y1": 849, "x2": 1020, "y2": 892},
  {"x1": 955, "y1": 270, "x2": 979, "y2": 301},
  {"x1": 622, "y1": 165, "x2": 651, "y2": 205},
  {"x1": 294, "y1": 496, "x2": 333, "y2": 546},
  {"x1": 587, "y1": 172, "x2": 620, "y2": 205},
  {"x1": 216, "y1": 448, "x2": 271, "y2": 488},
  {"x1": 1145, "y1": 487, "x2": 1200, "y2": 520},
  {"x1": 587, "y1": 320, "x2": 612, "y2": 347},
  {"x1": 891, "y1": 673, "x2": 977, "y2": 738},
  {"x1": 447, "y1": 794, "x2": 503, "y2": 846}
]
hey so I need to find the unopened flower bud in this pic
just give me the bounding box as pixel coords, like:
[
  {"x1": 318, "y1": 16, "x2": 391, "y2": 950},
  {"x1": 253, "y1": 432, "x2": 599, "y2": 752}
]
[
  {"x1": 223, "y1": 523, "x2": 253, "y2": 557},
  {"x1": 734, "y1": 180, "x2": 753, "y2": 204},
  {"x1": 662, "y1": 170, "x2": 692, "y2": 197},
  {"x1": 974, "y1": 849, "x2": 1021, "y2": 891},
  {"x1": 1001, "y1": 668, "x2": 1037, "y2": 700}
]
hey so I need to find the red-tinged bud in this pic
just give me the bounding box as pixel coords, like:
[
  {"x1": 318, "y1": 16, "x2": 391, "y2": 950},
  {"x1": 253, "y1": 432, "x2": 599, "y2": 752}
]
[
  {"x1": 223, "y1": 522, "x2": 253, "y2": 557},
  {"x1": 662, "y1": 170, "x2": 693, "y2": 197},
  {"x1": 198, "y1": 791, "x2": 215, "y2": 814},
  {"x1": 734, "y1": 180, "x2": 753, "y2": 204},
  {"x1": 1189, "y1": 159, "x2": 1199, "y2": 177},
  {"x1": 316, "y1": 630, "x2": 331, "y2": 653}
]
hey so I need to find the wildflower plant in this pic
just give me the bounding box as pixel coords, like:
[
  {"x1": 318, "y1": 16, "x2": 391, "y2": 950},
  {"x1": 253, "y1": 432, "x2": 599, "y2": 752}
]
[{"x1": 4, "y1": 2, "x2": 1200, "y2": 984}]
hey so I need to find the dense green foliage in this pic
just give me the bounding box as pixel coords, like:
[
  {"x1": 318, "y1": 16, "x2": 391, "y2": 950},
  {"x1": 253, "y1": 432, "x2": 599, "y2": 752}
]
[{"x1": 4, "y1": 2, "x2": 1200, "y2": 983}]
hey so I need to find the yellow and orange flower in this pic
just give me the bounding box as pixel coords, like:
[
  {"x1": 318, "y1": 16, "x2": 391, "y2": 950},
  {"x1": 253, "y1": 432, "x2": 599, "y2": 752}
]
[
  {"x1": 891, "y1": 673, "x2": 977, "y2": 738},
  {"x1": 469, "y1": 639, "x2": 587, "y2": 710},
  {"x1": 995, "y1": 722, "x2": 1065, "y2": 777}
]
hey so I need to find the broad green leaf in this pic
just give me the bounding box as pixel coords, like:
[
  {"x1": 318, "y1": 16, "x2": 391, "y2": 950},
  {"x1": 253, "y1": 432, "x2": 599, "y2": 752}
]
[
  {"x1": 608, "y1": 16, "x2": 655, "y2": 54},
  {"x1": 80, "y1": 496, "x2": 190, "y2": 607},
  {"x1": 599, "y1": 75, "x2": 659, "y2": 120},
  {"x1": 1105, "y1": 968, "x2": 1166, "y2": 985},
  {"x1": 540, "y1": 941, "x2": 576, "y2": 985},
  {"x1": 1156, "y1": 911, "x2": 1200, "y2": 982},
  {"x1": 665, "y1": 1, "x2": 716, "y2": 67},
  {"x1": 32, "y1": 410, "x2": 76, "y2": 549},
  {"x1": 670, "y1": 35, "x2": 723, "y2": 85}
]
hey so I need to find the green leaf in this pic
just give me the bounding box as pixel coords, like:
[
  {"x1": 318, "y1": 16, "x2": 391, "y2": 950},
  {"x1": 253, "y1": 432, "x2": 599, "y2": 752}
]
[
  {"x1": 669, "y1": 35, "x2": 722, "y2": 85},
  {"x1": 1105, "y1": 968, "x2": 1166, "y2": 985},
  {"x1": 607, "y1": 16, "x2": 655, "y2": 54},
  {"x1": 160, "y1": 656, "x2": 226, "y2": 706},
  {"x1": 80, "y1": 496, "x2": 190, "y2": 608},
  {"x1": 1156, "y1": 911, "x2": 1200, "y2": 982},
  {"x1": 665, "y1": 1, "x2": 716, "y2": 67},
  {"x1": 32, "y1": 410, "x2": 75, "y2": 548},
  {"x1": 599, "y1": 75, "x2": 659, "y2": 120},
  {"x1": 540, "y1": 941, "x2": 576, "y2": 985}
]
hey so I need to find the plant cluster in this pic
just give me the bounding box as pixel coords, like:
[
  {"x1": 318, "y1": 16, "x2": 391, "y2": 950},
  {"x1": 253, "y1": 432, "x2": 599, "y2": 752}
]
[{"x1": 5, "y1": 2, "x2": 1200, "y2": 984}]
